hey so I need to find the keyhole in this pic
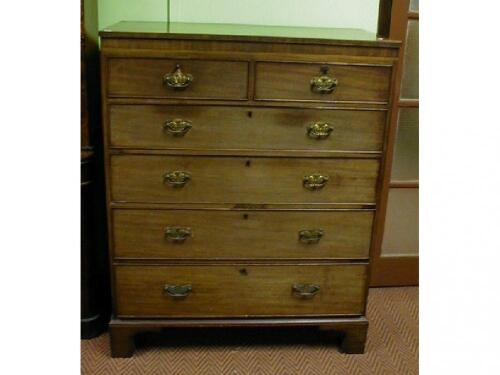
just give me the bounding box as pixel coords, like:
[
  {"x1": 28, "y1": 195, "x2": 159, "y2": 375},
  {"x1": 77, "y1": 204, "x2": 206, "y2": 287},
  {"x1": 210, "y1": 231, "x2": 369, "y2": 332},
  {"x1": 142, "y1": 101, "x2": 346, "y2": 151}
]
[
  {"x1": 243, "y1": 213, "x2": 249, "y2": 219},
  {"x1": 320, "y1": 65, "x2": 329, "y2": 74},
  {"x1": 245, "y1": 160, "x2": 251, "y2": 167},
  {"x1": 239, "y1": 268, "x2": 248, "y2": 275},
  {"x1": 247, "y1": 111, "x2": 253, "y2": 118}
]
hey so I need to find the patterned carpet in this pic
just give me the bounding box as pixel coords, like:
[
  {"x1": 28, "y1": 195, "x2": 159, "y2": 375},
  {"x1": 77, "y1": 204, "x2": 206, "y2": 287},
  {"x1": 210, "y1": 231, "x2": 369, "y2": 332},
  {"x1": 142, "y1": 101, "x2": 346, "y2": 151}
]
[{"x1": 81, "y1": 287, "x2": 418, "y2": 374}]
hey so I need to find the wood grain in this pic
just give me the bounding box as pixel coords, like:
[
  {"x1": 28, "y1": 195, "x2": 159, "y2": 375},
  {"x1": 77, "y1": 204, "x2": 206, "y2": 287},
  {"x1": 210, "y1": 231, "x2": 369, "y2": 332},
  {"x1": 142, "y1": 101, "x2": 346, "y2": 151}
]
[
  {"x1": 255, "y1": 62, "x2": 392, "y2": 103},
  {"x1": 112, "y1": 209, "x2": 374, "y2": 260},
  {"x1": 109, "y1": 104, "x2": 386, "y2": 152},
  {"x1": 108, "y1": 58, "x2": 248, "y2": 100},
  {"x1": 98, "y1": 23, "x2": 400, "y2": 356},
  {"x1": 101, "y1": 38, "x2": 399, "y2": 59},
  {"x1": 100, "y1": 22, "x2": 400, "y2": 49},
  {"x1": 110, "y1": 155, "x2": 380, "y2": 204},
  {"x1": 114, "y1": 263, "x2": 368, "y2": 317},
  {"x1": 370, "y1": 256, "x2": 418, "y2": 286}
]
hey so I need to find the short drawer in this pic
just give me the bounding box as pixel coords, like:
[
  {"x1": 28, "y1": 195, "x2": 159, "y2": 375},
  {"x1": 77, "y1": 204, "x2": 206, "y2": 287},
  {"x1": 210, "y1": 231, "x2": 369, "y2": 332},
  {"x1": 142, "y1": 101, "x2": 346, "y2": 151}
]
[
  {"x1": 115, "y1": 264, "x2": 367, "y2": 317},
  {"x1": 255, "y1": 62, "x2": 392, "y2": 103},
  {"x1": 113, "y1": 209, "x2": 374, "y2": 260},
  {"x1": 109, "y1": 105, "x2": 386, "y2": 152},
  {"x1": 107, "y1": 58, "x2": 248, "y2": 100},
  {"x1": 110, "y1": 155, "x2": 379, "y2": 204}
]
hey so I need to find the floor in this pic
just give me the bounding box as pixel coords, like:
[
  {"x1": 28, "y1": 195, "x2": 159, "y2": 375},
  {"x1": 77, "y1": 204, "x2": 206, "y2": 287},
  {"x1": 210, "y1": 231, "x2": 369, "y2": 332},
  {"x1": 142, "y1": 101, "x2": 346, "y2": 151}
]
[{"x1": 81, "y1": 287, "x2": 418, "y2": 374}]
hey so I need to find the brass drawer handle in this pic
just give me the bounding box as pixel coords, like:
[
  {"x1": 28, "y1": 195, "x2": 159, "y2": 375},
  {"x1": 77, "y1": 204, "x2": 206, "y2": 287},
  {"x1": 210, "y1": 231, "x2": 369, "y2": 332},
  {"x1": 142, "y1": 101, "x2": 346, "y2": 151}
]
[
  {"x1": 164, "y1": 284, "x2": 192, "y2": 299},
  {"x1": 164, "y1": 171, "x2": 191, "y2": 187},
  {"x1": 163, "y1": 119, "x2": 192, "y2": 136},
  {"x1": 307, "y1": 122, "x2": 333, "y2": 139},
  {"x1": 165, "y1": 226, "x2": 192, "y2": 243},
  {"x1": 298, "y1": 229, "x2": 324, "y2": 244},
  {"x1": 303, "y1": 173, "x2": 329, "y2": 190},
  {"x1": 310, "y1": 66, "x2": 338, "y2": 94},
  {"x1": 163, "y1": 64, "x2": 193, "y2": 90},
  {"x1": 292, "y1": 284, "x2": 320, "y2": 299}
]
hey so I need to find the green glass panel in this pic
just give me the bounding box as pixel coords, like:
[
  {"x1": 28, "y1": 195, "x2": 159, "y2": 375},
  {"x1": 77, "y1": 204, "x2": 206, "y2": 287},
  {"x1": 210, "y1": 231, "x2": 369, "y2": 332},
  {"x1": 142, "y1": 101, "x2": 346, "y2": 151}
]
[
  {"x1": 98, "y1": 0, "x2": 168, "y2": 30},
  {"x1": 169, "y1": 0, "x2": 380, "y2": 34},
  {"x1": 391, "y1": 108, "x2": 419, "y2": 181},
  {"x1": 409, "y1": 0, "x2": 419, "y2": 12},
  {"x1": 381, "y1": 188, "x2": 419, "y2": 256},
  {"x1": 400, "y1": 20, "x2": 419, "y2": 99}
]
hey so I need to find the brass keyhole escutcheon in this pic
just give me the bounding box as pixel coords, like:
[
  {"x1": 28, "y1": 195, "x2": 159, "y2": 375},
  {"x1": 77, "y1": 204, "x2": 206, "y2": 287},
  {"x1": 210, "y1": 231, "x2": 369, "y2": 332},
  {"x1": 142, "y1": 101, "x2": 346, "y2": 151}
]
[
  {"x1": 163, "y1": 64, "x2": 193, "y2": 90},
  {"x1": 310, "y1": 65, "x2": 338, "y2": 94}
]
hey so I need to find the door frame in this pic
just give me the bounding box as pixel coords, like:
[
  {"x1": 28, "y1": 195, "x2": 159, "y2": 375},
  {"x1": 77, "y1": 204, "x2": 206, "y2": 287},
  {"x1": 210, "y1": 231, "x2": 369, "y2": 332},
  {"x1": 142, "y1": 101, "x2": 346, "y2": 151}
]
[{"x1": 371, "y1": 0, "x2": 419, "y2": 286}]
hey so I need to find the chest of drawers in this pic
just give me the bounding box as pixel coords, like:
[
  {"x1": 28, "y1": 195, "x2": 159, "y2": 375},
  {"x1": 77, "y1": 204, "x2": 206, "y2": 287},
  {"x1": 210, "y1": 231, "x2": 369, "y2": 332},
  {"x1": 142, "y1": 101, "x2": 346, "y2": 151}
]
[{"x1": 100, "y1": 22, "x2": 399, "y2": 357}]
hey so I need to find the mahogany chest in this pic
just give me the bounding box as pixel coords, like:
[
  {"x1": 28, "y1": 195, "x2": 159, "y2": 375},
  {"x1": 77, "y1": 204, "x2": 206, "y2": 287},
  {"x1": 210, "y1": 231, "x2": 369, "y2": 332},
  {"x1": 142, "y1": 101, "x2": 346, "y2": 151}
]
[{"x1": 99, "y1": 22, "x2": 399, "y2": 357}]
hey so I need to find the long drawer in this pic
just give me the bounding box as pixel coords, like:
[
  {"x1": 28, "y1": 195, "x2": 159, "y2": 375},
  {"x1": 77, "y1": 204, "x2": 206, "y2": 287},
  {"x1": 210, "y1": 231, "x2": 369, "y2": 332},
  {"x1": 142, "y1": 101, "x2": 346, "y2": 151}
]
[
  {"x1": 110, "y1": 155, "x2": 380, "y2": 204},
  {"x1": 115, "y1": 264, "x2": 368, "y2": 317},
  {"x1": 113, "y1": 209, "x2": 374, "y2": 260},
  {"x1": 109, "y1": 105, "x2": 386, "y2": 152},
  {"x1": 255, "y1": 62, "x2": 392, "y2": 103},
  {"x1": 108, "y1": 58, "x2": 248, "y2": 100}
]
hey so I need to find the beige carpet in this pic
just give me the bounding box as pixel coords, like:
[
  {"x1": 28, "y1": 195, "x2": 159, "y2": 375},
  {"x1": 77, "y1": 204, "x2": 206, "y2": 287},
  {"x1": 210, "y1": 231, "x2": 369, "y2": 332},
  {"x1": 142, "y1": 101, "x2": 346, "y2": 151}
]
[{"x1": 81, "y1": 287, "x2": 418, "y2": 374}]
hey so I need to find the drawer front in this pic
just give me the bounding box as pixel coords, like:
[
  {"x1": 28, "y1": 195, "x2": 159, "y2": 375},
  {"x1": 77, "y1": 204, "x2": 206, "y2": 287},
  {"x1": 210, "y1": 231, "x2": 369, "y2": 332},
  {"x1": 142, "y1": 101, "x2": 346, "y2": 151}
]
[
  {"x1": 255, "y1": 62, "x2": 391, "y2": 103},
  {"x1": 109, "y1": 105, "x2": 386, "y2": 152},
  {"x1": 115, "y1": 264, "x2": 367, "y2": 317},
  {"x1": 108, "y1": 58, "x2": 248, "y2": 100},
  {"x1": 113, "y1": 209, "x2": 374, "y2": 260},
  {"x1": 110, "y1": 155, "x2": 379, "y2": 204}
]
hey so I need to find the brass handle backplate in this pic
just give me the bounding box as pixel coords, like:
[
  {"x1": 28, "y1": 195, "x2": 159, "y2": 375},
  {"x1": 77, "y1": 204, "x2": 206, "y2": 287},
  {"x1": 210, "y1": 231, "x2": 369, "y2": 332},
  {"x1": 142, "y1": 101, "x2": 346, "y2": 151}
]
[
  {"x1": 163, "y1": 119, "x2": 192, "y2": 136},
  {"x1": 165, "y1": 226, "x2": 192, "y2": 243},
  {"x1": 298, "y1": 229, "x2": 324, "y2": 244},
  {"x1": 164, "y1": 284, "x2": 192, "y2": 299},
  {"x1": 303, "y1": 173, "x2": 329, "y2": 190},
  {"x1": 163, "y1": 64, "x2": 193, "y2": 90},
  {"x1": 292, "y1": 284, "x2": 320, "y2": 299},
  {"x1": 164, "y1": 171, "x2": 191, "y2": 188},
  {"x1": 307, "y1": 122, "x2": 333, "y2": 139},
  {"x1": 310, "y1": 66, "x2": 338, "y2": 94}
]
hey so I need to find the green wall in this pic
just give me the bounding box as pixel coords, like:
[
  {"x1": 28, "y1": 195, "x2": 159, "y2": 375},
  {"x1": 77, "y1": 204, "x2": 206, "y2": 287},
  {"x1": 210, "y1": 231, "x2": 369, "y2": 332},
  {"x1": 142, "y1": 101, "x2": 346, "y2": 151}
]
[
  {"x1": 98, "y1": 0, "x2": 168, "y2": 31},
  {"x1": 98, "y1": 0, "x2": 380, "y2": 33}
]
